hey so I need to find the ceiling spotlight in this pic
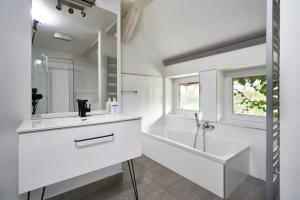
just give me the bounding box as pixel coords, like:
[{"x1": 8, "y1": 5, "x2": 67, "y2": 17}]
[
  {"x1": 81, "y1": 11, "x2": 86, "y2": 17},
  {"x1": 56, "y1": 4, "x2": 62, "y2": 10},
  {"x1": 55, "y1": 0, "x2": 88, "y2": 17},
  {"x1": 34, "y1": 59, "x2": 43, "y2": 67},
  {"x1": 68, "y1": 7, "x2": 74, "y2": 14}
]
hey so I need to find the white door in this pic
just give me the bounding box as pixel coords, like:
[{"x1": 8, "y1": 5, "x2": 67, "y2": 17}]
[{"x1": 48, "y1": 62, "x2": 72, "y2": 113}]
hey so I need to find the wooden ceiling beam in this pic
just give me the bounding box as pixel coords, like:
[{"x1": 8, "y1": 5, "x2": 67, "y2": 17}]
[{"x1": 122, "y1": 0, "x2": 152, "y2": 44}]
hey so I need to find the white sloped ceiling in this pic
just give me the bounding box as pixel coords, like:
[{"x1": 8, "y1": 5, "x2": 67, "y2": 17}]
[{"x1": 131, "y1": 0, "x2": 266, "y2": 59}]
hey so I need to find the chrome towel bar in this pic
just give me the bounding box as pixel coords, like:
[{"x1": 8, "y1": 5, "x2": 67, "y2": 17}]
[{"x1": 121, "y1": 90, "x2": 138, "y2": 94}]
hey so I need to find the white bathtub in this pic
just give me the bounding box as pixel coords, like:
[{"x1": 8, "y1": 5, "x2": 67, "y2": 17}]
[{"x1": 142, "y1": 127, "x2": 250, "y2": 198}]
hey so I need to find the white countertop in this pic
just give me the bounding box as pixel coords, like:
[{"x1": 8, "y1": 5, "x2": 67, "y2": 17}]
[{"x1": 17, "y1": 114, "x2": 141, "y2": 134}]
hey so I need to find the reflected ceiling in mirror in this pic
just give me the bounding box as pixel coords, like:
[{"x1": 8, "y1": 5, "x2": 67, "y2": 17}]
[{"x1": 31, "y1": 0, "x2": 117, "y2": 117}]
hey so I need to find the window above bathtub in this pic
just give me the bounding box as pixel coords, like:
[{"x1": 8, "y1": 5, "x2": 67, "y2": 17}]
[
  {"x1": 223, "y1": 66, "x2": 267, "y2": 125},
  {"x1": 165, "y1": 74, "x2": 200, "y2": 118},
  {"x1": 175, "y1": 75, "x2": 199, "y2": 113},
  {"x1": 178, "y1": 81, "x2": 199, "y2": 111},
  {"x1": 232, "y1": 75, "x2": 266, "y2": 116}
]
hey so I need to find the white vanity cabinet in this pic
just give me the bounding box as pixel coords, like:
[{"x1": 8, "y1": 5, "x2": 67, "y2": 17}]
[{"x1": 17, "y1": 114, "x2": 142, "y2": 194}]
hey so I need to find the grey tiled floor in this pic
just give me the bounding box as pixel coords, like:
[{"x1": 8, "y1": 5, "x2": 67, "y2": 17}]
[{"x1": 49, "y1": 155, "x2": 265, "y2": 200}]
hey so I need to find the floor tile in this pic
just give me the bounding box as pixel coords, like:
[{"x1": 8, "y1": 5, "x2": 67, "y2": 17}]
[{"x1": 48, "y1": 156, "x2": 265, "y2": 200}]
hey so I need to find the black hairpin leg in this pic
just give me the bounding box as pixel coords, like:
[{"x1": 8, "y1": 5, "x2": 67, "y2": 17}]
[
  {"x1": 26, "y1": 186, "x2": 46, "y2": 200},
  {"x1": 127, "y1": 159, "x2": 139, "y2": 200},
  {"x1": 41, "y1": 186, "x2": 46, "y2": 200},
  {"x1": 27, "y1": 191, "x2": 31, "y2": 200}
]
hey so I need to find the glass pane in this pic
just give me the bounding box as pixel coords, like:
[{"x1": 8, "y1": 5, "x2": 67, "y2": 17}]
[
  {"x1": 233, "y1": 75, "x2": 266, "y2": 116},
  {"x1": 32, "y1": 55, "x2": 48, "y2": 114},
  {"x1": 179, "y1": 83, "x2": 199, "y2": 110}
]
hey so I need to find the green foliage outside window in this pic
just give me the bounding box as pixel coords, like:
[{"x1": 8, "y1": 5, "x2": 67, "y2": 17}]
[{"x1": 233, "y1": 75, "x2": 267, "y2": 116}]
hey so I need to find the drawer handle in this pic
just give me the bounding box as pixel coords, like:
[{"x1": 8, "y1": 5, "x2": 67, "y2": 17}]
[{"x1": 74, "y1": 133, "x2": 114, "y2": 143}]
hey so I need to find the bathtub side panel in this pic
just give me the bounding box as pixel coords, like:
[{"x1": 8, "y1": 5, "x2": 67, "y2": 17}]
[
  {"x1": 141, "y1": 133, "x2": 225, "y2": 198},
  {"x1": 197, "y1": 155, "x2": 224, "y2": 198},
  {"x1": 225, "y1": 149, "x2": 250, "y2": 198},
  {"x1": 141, "y1": 134, "x2": 165, "y2": 164},
  {"x1": 162, "y1": 142, "x2": 199, "y2": 184}
]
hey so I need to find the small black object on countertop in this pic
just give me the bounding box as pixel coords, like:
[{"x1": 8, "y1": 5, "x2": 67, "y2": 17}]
[
  {"x1": 32, "y1": 88, "x2": 43, "y2": 115},
  {"x1": 77, "y1": 99, "x2": 91, "y2": 117}
]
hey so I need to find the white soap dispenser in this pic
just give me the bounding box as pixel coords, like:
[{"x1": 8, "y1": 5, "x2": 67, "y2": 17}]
[
  {"x1": 105, "y1": 98, "x2": 111, "y2": 113},
  {"x1": 111, "y1": 98, "x2": 119, "y2": 114}
]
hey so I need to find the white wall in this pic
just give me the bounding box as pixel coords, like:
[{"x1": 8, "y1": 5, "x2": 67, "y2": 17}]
[
  {"x1": 122, "y1": 33, "x2": 163, "y2": 76},
  {"x1": 164, "y1": 77, "x2": 174, "y2": 115},
  {"x1": 87, "y1": 33, "x2": 117, "y2": 64},
  {"x1": 90, "y1": 32, "x2": 118, "y2": 109},
  {"x1": 95, "y1": 0, "x2": 122, "y2": 109},
  {"x1": 0, "y1": 1, "x2": 31, "y2": 200},
  {"x1": 102, "y1": 34, "x2": 118, "y2": 58},
  {"x1": 199, "y1": 70, "x2": 217, "y2": 122},
  {"x1": 122, "y1": 74, "x2": 163, "y2": 130},
  {"x1": 96, "y1": 0, "x2": 120, "y2": 15},
  {"x1": 164, "y1": 44, "x2": 266, "y2": 77},
  {"x1": 121, "y1": 32, "x2": 164, "y2": 130},
  {"x1": 281, "y1": 0, "x2": 300, "y2": 199},
  {"x1": 101, "y1": 34, "x2": 117, "y2": 109}
]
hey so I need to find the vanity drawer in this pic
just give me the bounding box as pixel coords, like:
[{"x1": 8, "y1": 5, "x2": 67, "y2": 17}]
[{"x1": 19, "y1": 119, "x2": 141, "y2": 194}]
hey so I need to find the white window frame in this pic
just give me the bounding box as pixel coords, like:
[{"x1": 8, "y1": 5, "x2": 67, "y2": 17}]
[
  {"x1": 224, "y1": 66, "x2": 266, "y2": 123},
  {"x1": 173, "y1": 75, "x2": 200, "y2": 115}
]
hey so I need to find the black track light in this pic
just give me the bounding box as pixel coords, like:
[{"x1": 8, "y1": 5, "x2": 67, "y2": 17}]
[
  {"x1": 56, "y1": 4, "x2": 62, "y2": 10},
  {"x1": 56, "y1": 0, "x2": 88, "y2": 17},
  {"x1": 32, "y1": 19, "x2": 39, "y2": 32},
  {"x1": 68, "y1": 7, "x2": 74, "y2": 14}
]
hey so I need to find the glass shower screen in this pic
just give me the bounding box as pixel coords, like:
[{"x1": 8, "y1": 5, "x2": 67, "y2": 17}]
[{"x1": 32, "y1": 53, "x2": 75, "y2": 114}]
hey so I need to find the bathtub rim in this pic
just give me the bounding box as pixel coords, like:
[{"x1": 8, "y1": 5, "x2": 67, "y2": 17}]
[{"x1": 141, "y1": 131, "x2": 250, "y2": 165}]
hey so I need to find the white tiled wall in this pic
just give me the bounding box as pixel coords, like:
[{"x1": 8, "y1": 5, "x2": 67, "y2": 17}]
[
  {"x1": 121, "y1": 28, "x2": 164, "y2": 130},
  {"x1": 199, "y1": 70, "x2": 217, "y2": 122},
  {"x1": 121, "y1": 74, "x2": 163, "y2": 130}
]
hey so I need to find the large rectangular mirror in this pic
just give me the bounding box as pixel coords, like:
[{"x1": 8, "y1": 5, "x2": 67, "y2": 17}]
[{"x1": 31, "y1": 0, "x2": 118, "y2": 117}]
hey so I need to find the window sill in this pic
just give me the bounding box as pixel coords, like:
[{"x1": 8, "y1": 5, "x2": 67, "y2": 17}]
[
  {"x1": 219, "y1": 119, "x2": 266, "y2": 130},
  {"x1": 166, "y1": 113, "x2": 196, "y2": 120}
]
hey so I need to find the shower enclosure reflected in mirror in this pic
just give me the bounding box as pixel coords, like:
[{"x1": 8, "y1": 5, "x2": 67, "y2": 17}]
[{"x1": 31, "y1": 0, "x2": 118, "y2": 116}]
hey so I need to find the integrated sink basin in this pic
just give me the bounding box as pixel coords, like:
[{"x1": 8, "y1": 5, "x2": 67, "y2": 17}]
[{"x1": 17, "y1": 114, "x2": 141, "y2": 134}]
